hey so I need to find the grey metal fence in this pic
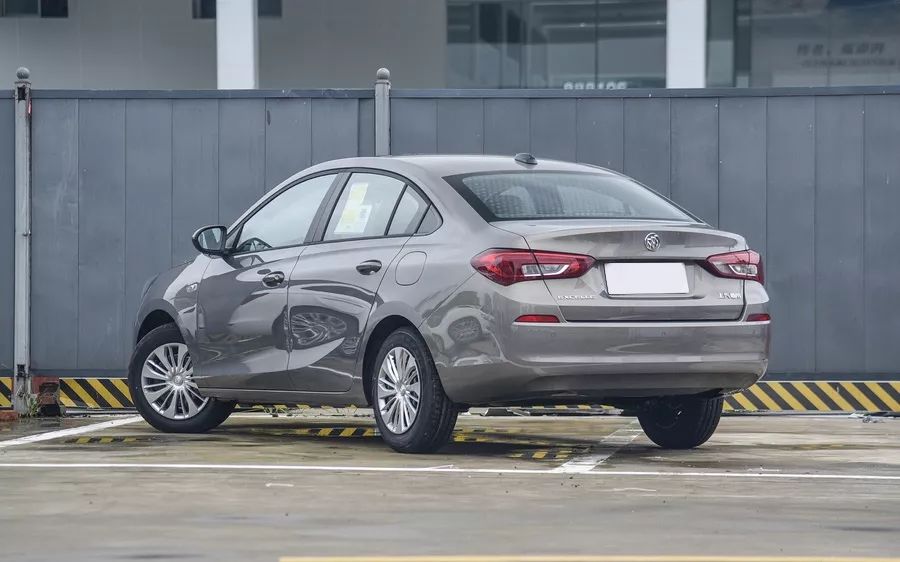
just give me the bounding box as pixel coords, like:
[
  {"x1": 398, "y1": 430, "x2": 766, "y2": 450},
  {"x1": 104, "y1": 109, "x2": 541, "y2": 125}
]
[
  {"x1": 22, "y1": 91, "x2": 374, "y2": 376},
  {"x1": 0, "y1": 92, "x2": 13, "y2": 378},
  {"x1": 389, "y1": 89, "x2": 900, "y2": 379},
  {"x1": 3, "y1": 83, "x2": 900, "y2": 380}
]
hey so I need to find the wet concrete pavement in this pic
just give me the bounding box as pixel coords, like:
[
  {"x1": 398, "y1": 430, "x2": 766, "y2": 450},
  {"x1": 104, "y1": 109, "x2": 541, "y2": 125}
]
[{"x1": 0, "y1": 413, "x2": 898, "y2": 561}]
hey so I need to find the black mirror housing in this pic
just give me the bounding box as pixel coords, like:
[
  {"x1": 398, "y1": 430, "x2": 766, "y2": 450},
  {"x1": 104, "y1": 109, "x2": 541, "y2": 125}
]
[{"x1": 192, "y1": 225, "x2": 228, "y2": 256}]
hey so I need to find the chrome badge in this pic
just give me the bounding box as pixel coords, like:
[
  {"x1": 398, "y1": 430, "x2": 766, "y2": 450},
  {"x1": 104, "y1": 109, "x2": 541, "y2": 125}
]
[{"x1": 644, "y1": 232, "x2": 661, "y2": 252}]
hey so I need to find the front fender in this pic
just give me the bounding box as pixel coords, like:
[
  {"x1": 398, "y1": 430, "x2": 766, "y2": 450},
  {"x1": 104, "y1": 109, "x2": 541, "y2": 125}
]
[{"x1": 134, "y1": 256, "x2": 211, "y2": 351}]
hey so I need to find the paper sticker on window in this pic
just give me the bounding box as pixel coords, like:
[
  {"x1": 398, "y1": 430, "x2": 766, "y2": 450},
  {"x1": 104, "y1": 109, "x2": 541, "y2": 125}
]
[{"x1": 334, "y1": 182, "x2": 372, "y2": 234}]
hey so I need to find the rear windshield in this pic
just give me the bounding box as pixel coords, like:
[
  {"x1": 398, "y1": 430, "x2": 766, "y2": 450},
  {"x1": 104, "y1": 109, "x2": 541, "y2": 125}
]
[{"x1": 445, "y1": 171, "x2": 695, "y2": 222}]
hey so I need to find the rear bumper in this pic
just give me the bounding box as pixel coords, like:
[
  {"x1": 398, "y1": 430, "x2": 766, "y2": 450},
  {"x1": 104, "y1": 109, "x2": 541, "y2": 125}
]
[{"x1": 431, "y1": 320, "x2": 770, "y2": 406}]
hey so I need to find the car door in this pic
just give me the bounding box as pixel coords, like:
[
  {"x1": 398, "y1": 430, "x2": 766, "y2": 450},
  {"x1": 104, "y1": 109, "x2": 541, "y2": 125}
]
[
  {"x1": 285, "y1": 171, "x2": 431, "y2": 392},
  {"x1": 194, "y1": 173, "x2": 339, "y2": 391}
]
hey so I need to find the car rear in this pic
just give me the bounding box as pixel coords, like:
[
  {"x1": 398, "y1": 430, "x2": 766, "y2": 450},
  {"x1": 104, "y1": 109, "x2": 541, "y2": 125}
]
[{"x1": 433, "y1": 165, "x2": 770, "y2": 407}]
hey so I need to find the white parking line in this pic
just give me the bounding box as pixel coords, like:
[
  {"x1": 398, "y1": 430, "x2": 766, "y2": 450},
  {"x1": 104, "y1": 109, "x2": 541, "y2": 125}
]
[
  {"x1": 0, "y1": 462, "x2": 898, "y2": 481},
  {"x1": 552, "y1": 424, "x2": 644, "y2": 473},
  {"x1": 0, "y1": 416, "x2": 143, "y2": 448}
]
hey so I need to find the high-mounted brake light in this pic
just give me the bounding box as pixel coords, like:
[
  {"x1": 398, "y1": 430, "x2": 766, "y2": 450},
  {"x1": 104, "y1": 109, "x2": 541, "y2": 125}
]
[
  {"x1": 471, "y1": 249, "x2": 595, "y2": 286},
  {"x1": 703, "y1": 250, "x2": 764, "y2": 284}
]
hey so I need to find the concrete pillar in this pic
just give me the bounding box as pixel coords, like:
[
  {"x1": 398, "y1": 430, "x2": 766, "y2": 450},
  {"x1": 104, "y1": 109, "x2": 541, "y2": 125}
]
[
  {"x1": 666, "y1": 0, "x2": 707, "y2": 88},
  {"x1": 216, "y1": 0, "x2": 259, "y2": 89},
  {"x1": 374, "y1": 68, "x2": 391, "y2": 156},
  {"x1": 13, "y1": 67, "x2": 32, "y2": 415}
]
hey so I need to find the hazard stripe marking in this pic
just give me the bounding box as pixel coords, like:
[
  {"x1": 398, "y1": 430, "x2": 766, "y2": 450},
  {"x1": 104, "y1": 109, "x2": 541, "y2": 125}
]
[
  {"x1": 0, "y1": 377, "x2": 12, "y2": 409},
  {"x1": 14, "y1": 377, "x2": 900, "y2": 414}
]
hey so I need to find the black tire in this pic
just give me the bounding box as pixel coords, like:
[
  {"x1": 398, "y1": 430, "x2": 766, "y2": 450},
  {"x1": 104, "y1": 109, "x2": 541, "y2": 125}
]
[
  {"x1": 371, "y1": 327, "x2": 458, "y2": 453},
  {"x1": 637, "y1": 395, "x2": 723, "y2": 449},
  {"x1": 128, "y1": 323, "x2": 235, "y2": 433}
]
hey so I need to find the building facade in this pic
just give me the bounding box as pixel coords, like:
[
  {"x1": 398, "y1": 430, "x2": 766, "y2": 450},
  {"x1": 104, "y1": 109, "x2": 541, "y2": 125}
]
[{"x1": 1, "y1": 0, "x2": 899, "y2": 89}]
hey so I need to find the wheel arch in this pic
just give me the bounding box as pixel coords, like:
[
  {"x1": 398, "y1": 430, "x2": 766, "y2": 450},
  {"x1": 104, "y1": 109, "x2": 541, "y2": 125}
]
[
  {"x1": 136, "y1": 309, "x2": 178, "y2": 343},
  {"x1": 360, "y1": 315, "x2": 420, "y2": 405}
]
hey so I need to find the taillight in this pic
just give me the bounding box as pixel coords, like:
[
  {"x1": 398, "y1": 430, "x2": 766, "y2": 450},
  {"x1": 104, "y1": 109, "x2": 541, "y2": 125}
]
[
  {"x1": 471, "y1": 249, "x2": 595, "y2": 286},
  {"x1": 515, "y1": 314, "x2": 560, "y2": 323},
  {"x1": 704, "y1": 250, "x2": 764, "y2": 284},
  {"x1": 747, "y1": 313, "x2": 770, "y2": 322}
]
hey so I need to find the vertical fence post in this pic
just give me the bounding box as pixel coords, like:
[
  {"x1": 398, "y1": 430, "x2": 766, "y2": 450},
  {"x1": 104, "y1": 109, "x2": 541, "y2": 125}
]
[
  {"x1": 13, "y1": 67, "x2": 32, "y2": 415},
  {"x1": 374, "y1": 67, "x2": 391, "y2": 156}
]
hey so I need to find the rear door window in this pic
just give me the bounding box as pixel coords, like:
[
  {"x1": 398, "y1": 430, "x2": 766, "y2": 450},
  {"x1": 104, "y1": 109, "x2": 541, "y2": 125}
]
[
  {"x1": 387, "y1": 187, "x2": 428, "y2": 236},
  {"x1": 445, "y1": 171, "x2": 695, "y2": 222},
  {"x1": 323, "y1": 173, "x2": 406, "y2": 241}
]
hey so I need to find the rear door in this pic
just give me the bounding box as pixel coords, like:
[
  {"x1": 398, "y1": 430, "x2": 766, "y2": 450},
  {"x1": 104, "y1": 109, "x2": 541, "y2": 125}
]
[
  {"x1": 195, "y1": 173, "x2": 339, "y2": 390},
  {"x1": 285, "y1": 172, "x2": 430, "y2": 392}
]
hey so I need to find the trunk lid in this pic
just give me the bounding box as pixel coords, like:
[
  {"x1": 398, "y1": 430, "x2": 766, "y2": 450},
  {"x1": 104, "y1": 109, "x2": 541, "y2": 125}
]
[{"x1": 493, "y1": 220, "x2": 747, "y2": 322}]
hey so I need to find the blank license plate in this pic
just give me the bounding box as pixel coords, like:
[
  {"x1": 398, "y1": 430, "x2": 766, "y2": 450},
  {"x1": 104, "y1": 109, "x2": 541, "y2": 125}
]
[{"x1": 604, "y1": 262, "x2": 689, "y2": 295}]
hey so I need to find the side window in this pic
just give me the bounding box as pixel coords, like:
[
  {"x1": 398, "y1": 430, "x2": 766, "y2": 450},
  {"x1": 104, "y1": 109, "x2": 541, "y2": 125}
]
[
  {"x1": 387, "y1": 188, "x2": 428, "y2": 236},
  {"x1": 416, "y1": 206, "x2": 442, "y2": 235},
  {"x1": 233, "y1": 174, "x2": 335, "y2": 253},
  {"x1": 323, "y1": 173, "x2": 405, "y2": 241}
]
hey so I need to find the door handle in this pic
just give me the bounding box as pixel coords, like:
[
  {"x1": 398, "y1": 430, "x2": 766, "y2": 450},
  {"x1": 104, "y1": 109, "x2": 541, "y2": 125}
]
[
  {"x1": 356, "y1": 260, "x2": 382, "y2": 275},
  {"x1": 261, "y1": 271, "x2": 285, "y2": 287}
]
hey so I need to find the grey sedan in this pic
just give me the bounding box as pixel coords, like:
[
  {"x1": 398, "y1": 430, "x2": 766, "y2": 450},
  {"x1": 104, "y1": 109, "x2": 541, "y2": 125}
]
[{"x1": 130, "y1": 154, "x2": 770, "y2": 453}]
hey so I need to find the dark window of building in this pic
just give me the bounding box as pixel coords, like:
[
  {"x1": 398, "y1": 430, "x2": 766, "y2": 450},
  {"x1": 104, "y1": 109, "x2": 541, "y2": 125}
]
[
  {"x1": 708, "y1": 0, "x2": 900, "y2": 87},
  {"x1": 0, "y1": 0, "x2": 67, "y2": 17},
  {"x1": 193, "y1": 0, "x2": 281, "y2": 19},
  {"x1": 448, "y1": 0, "x2": 666, "y2": 89}
]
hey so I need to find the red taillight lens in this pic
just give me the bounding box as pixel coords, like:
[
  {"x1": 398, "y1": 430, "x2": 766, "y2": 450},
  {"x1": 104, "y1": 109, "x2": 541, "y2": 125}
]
[
  {"x1": 471, "y1": 249, "x2": 595, "y2": 286},
  {"x1": 704, "y1": 250, "x2": 764, "y2": 284},
  {"x1": 747, "y1": 313, "x2": 771, "y2": 322},
  {"x1": 514, "y1": 314, "x2": 560, "y2": 323}
]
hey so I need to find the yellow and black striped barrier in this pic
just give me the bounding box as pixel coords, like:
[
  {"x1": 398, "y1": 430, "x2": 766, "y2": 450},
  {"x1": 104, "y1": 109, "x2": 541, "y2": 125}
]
[
  {"x1": 723, "y1": 381, "x2": 900, "y2": 413},
  {"x1": 0, "y1": 377, "x2": 12, "y2": 409},
  {"x1": 57, "y1": 377, "x2": 132, "y2": 410},
  {"x1": 1, "y1": 376, "x2": 899, "y2": 414}
]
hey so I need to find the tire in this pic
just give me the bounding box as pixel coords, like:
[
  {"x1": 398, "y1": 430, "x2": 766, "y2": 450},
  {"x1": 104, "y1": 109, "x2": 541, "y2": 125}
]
[
  {"x1": 128, "y1": 323, "x2": 235, "y2": 433},
  {"x1": 637, "y1": 395, "x2": 723, "y2": 449},
  {"x1": 371, "y1": 327, "x2": 458, "y2": 453}
]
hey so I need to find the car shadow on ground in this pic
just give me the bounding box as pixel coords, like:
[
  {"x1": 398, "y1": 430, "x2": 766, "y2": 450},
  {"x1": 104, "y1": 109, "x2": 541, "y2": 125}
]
[{"x1": 39, "y1": 419, "x2": 615, "y2": 463}]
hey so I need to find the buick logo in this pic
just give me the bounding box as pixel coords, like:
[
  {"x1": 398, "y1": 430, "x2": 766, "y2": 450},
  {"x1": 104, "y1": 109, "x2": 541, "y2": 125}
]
[{"x1": 644, "y1": 233, "x2": 661, "y2": 252}]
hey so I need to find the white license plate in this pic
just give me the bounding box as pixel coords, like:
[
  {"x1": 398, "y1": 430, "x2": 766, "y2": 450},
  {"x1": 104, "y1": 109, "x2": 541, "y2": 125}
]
[{"x1": 604, "y1": 262, "x2": 689, "y2": 295}]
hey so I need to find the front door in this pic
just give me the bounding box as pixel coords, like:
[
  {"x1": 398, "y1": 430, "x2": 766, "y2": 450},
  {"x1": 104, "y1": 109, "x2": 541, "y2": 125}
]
[
  {"x1": 194, "y1": 173, "x2": 338, "y2": 390},
  {"x1": 285, "y1": 172, "x2": 430, "y2": 392}
]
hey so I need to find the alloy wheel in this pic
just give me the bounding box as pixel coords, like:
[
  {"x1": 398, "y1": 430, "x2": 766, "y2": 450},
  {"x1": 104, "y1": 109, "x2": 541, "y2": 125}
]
[
  {"x1": 376, "y1": 346, "x2": 421, "y2": 434},
  {"x1": 141, "y1": 343, "x2": 208, "y2": 420}
]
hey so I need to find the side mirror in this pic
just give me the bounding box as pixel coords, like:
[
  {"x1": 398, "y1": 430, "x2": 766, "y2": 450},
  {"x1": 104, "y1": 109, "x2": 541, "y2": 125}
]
[{"x1": 191, "y1": 225, "x2": 228, "y2": 257}]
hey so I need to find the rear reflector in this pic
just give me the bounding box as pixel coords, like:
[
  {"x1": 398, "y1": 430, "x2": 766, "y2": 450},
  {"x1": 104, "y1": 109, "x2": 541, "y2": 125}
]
[
  {"x1": 471, "y1": 249, "x2": 594, "y2": 286},
  {"x1": 704, "y1": 250, "x2": 764, "y2": 284},
  {"x1": 514, "y1": 314, "x2": 560, "y2": 323},
  {"x1": 747, "y1": 313, "x2": 771, "y2": 322}
]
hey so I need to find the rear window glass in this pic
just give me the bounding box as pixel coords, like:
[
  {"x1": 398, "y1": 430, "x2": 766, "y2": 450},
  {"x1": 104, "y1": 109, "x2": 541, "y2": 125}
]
[{"x1": 445, "y1": 171, "x2": 694, "y2": 222}]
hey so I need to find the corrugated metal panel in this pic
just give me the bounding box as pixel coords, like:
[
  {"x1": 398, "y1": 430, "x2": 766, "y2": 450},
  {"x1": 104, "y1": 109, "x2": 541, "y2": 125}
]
[
  {"x1": 814, "y1": 95, "x2": 865, "y2": 373},
  {"x1": 31, "y1": 99, "x2": 79, "y2": 370},
  {"x1": 0, "y1": 97, "x2": 14, "y2": 374}
]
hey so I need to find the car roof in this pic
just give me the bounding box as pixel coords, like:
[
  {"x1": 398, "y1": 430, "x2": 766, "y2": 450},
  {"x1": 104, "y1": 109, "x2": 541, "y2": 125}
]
[
  {"x1": 300, "y1": 154, "x2": 617, "y2": 179},
  {"x1": 385, "y1": 154, "x2": 614, "y2": 176},
  {"x1": 236, "y1": 155, "x2": 622, "y2": 232}
]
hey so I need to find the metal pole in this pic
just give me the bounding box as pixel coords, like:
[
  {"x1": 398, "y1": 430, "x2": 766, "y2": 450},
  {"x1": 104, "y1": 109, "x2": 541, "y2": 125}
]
[
  {"x1": 374, "y1": 68, "x2": 391, "y2": 156},
  {"x1": 13, "y1": 67, "x2": 32, "y2": 415}
]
